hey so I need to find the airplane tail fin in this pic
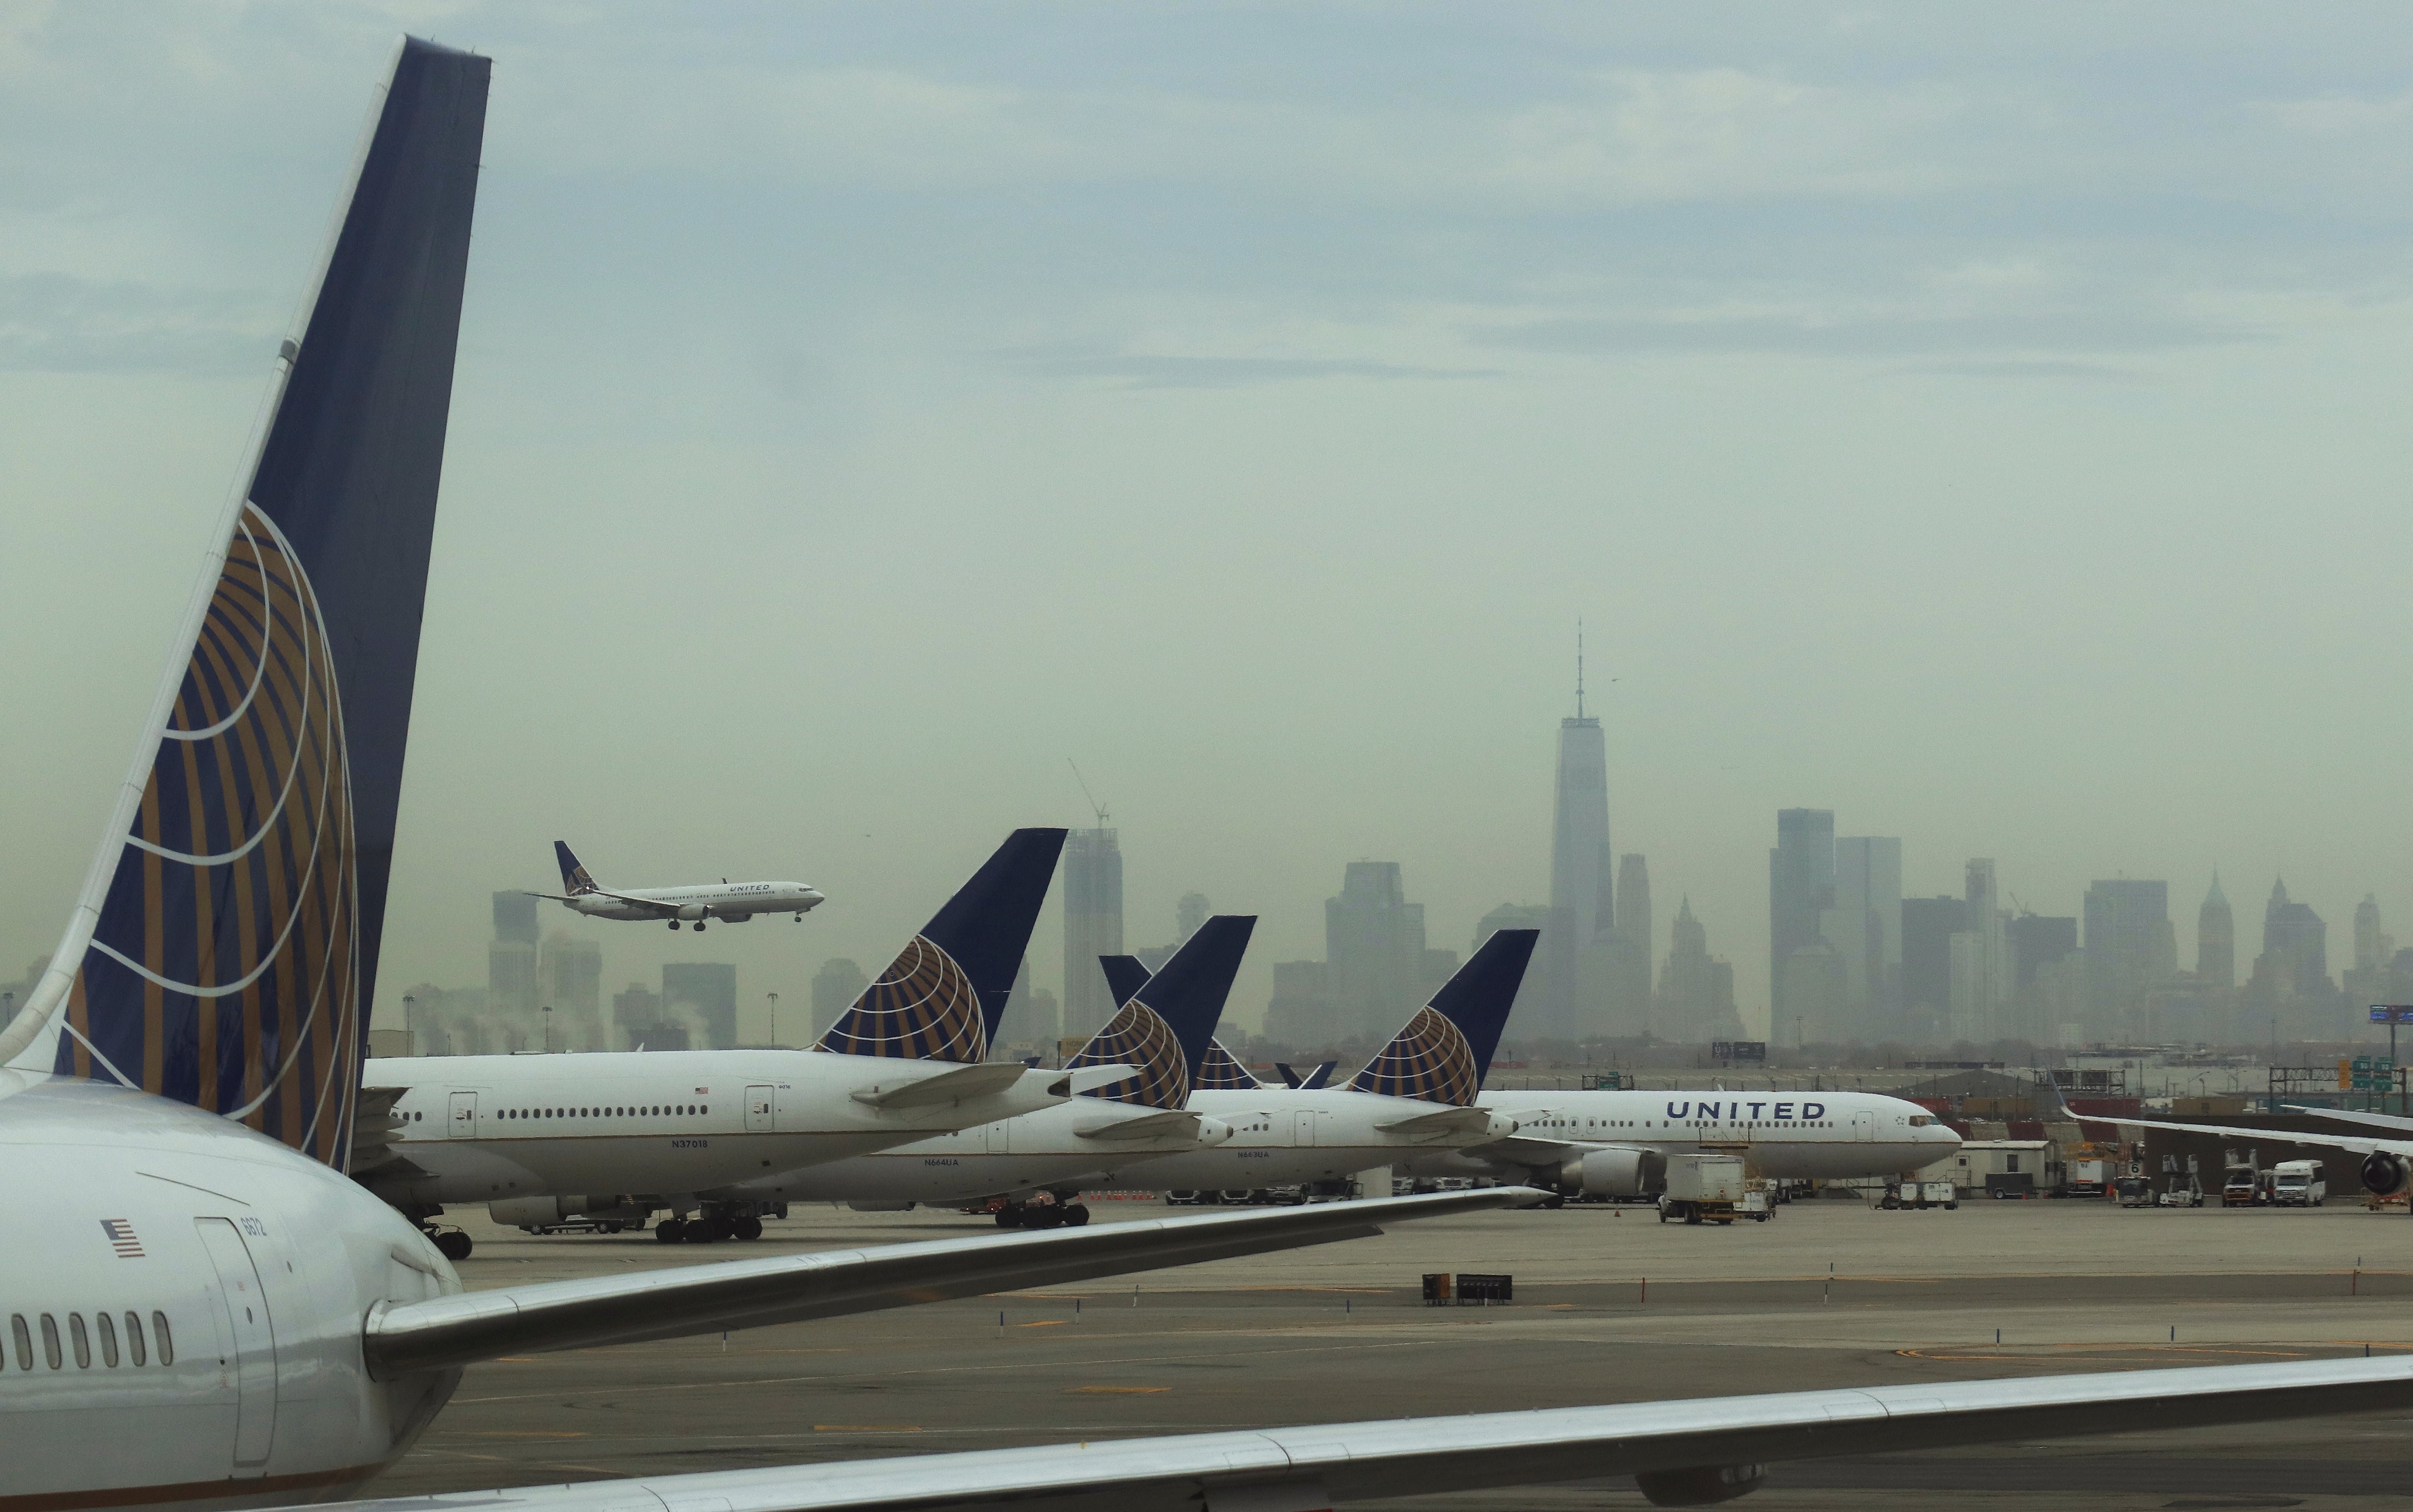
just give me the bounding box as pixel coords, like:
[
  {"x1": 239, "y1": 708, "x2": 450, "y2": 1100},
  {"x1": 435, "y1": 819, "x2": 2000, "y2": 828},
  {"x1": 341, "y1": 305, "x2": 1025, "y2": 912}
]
[
  {"x1": 1098, "y1": 954, "x2": 1151, "y2": 1011},
  {"x1": 554, "y1": 841, "x2": 599, "y2": 896},
  {"x1": 1066, "y1": 917, "x2": 1253, "y2": 1109},
  {"x1": 1194, "y1": 1038, "x2": 1263, "y2": 1091},
  {"x1": 815, "y1": 828, "x2": 1067, "y2": 1062},
  {"x1": 1345, "y1": 928, "x2": 1538, "y2": 1105},
  {"x1": 0, "y1": 39, "x2": 489, "y2": 1173}
]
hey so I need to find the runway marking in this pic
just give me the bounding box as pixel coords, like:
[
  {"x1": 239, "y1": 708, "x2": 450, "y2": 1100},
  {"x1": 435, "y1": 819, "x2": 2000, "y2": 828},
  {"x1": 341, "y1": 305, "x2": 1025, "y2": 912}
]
[
  {"x1": 813, "y1": 1425, "x2": 923, "y2": 1432},
  {"x1": 1898, "y1": 1345, "x2": 2315, "y2": 1362},
  {"x1": 1015, "y1": 1321, "x2": 1071, "y2": 1328},
  {"x1": 461, "y1": 1431, "x2": 587, "y2": 1439},
  {"x1": 1067, "y1": 1386, "x2": 1169, "y2": 1394}
]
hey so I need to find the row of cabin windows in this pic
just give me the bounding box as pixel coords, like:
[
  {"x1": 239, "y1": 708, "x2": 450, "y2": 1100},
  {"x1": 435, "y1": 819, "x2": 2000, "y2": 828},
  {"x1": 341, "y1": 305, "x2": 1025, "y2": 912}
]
[
  {"x1": 499, "y1": 1104, "x2": 706, "y2": 1121},
  {"x1": 10, "y1": 1311, "x2": 173, "y2": 1371}
]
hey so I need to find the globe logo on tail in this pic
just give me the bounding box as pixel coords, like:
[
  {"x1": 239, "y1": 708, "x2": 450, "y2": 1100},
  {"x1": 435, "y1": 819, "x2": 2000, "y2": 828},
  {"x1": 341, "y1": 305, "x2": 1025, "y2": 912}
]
[
  {"x1": 815, "y1": 935, "x2": 987, "y2": 1062},
  {"x1": 1192, "y1": 1040, "x2": 1259, "y2": 1091},
  {"x1": 1066, "y1": 998, "x2": 1188, "y2": 1110},
  {"x1": 1348, "y1": 1006, "x2": 1480, "y2": 1106}
]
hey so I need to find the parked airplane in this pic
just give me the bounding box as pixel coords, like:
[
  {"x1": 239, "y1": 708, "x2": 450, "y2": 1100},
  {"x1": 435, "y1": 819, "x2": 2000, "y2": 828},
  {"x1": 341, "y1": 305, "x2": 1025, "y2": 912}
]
[
  {"x1": 688, "y1": 916, "x2": 1259, "y2": 1229},
  {"x1": 2065, "y1": 1086, "x2": 2413, "y2": 1203},
  {"x1": 0, "y1": 42, "x2": 1539, "y2": 1512},
  {"x1": 361, "y1": 829, "x2": 1093, "y2": 1256},
  {"x1": 1404, "y1": 1084, "x2": 1963, "y2": 1198},
  {"x1": 1126, "y1": 929, "x2": 1542, "y2": 1196},
  {"x1": 530, "y1": 841, "x2": 822, "y2": 930}
]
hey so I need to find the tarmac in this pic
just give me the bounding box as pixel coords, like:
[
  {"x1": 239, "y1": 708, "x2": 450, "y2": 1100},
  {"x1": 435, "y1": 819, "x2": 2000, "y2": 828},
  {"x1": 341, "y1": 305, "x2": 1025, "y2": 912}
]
[{"x1": 382, "y1": 1194, "x2": 2413, "y2": 1511}]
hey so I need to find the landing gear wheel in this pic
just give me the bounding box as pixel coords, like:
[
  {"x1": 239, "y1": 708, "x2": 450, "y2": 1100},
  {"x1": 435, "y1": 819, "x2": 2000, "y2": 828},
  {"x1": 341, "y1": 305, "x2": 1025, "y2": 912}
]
[
  {"x1": 733, "y1": 1215, "x2": 764, "y2": 1241},
  {"x1": 994, "y1": 1207, "x2": 1021, "y2": 1228},
  {"x1": 667, "y1": 920, "x2": 679, "y2": 931},
  {"x1": 1542, "y1": 1195, "x2": 1567, "y2": 1210},
  {"x1": 433, "y1": 1230, "x2": 472, "y2": 1261},
  {"x1": 688, "y1": 1216, "x2": 732, "y2": 1242},
  {"x1": 693, "y1": 921, "x2": 706, "y2": 931},
  {"x1": 602, "y1": 1222, "x2": 623, "y2": 1234},
  {"x1": 656, "y1": 1219, "x2": 687, "y2": 1243},
  {"x1": 1061, "y1": 1204, "x2": 1090, "y2": 1227}
]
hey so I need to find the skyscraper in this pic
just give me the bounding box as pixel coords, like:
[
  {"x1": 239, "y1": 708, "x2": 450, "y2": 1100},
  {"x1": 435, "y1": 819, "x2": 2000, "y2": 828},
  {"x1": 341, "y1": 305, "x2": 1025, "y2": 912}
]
[
  {"x1": 1544, "y1": 648, "x2": 1611, "y2": 1040},
  {"x1": 488, "y1": 890, "x2": 540, "y2": 1051},
  {"x1": 2356, "y1": 895, "x2": 2391, "y2": 975},
  {"x1": 2083, "y1": 880, "x2": 2177, "y2": 1035},
  {"x1": 2197, "y1": 875, "x2": 2234, "y2": 987},
  {"x1": 1769, "y1": 808, "x2": 1836, "y2": 1028},
  {"x1": 1950, "y1": 859, "x2": 2014, "y2": 1041},
  {"x1": 662, "y1": 962, "x2": 739, "y2": 1050},
  {"x1": 1824, "y1": 837, "x2": 1902, "y2": 1041},
  {"x1": 1582, "y1": 853, "x2": 1653, "y2": 1037},
  {"x1": 1327, "y1": 861, "x2": 1454, "y2": 1041},
  {"x1": 1901, "y1": 894, "x2": 1970, "y2": 1036},
  {"x1": 1655, "y1": 896, "x2": 1743, "y2": 1041},
  {"x1": 539, "y1": 930, "x2": 602, "y2": 1050},
  {"x1": 1062, "y1": 827, "x2": 1124, "y2": 1039},
  {"x1": 811, "y1": 957, "x2": 869, "y2": 1039}
]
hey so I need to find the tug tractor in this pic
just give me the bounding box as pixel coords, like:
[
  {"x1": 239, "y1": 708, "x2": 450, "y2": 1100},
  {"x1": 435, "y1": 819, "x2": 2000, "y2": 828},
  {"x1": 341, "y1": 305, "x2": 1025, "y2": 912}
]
[{"x1": 977, "y1": 1189, "x2": 1092, "y2": 1229}]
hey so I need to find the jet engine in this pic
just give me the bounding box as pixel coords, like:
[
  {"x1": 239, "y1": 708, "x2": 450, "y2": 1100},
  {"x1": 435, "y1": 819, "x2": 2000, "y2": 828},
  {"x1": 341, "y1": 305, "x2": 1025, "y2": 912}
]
[
  {"x1": 2362, "y1": 1150, "x2": 2409, "y2": 1197},
  {"x1": 1559, "y1": 1146, "x2": 1668, "y2": 1199},
  {"x1": 675, "y1": 903, "x2": 708, "y2": 922}
]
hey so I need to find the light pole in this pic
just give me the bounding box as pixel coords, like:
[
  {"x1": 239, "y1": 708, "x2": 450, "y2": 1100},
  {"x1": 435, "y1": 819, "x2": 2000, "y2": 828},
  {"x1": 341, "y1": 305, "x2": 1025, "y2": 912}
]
[
  {"x1": 542, "y1": 1004, "x2": 553, "y2": 1054},
  {"x1": 767, "y1": 992, "x2": 780, "y2": 1048},
  {"x1": 403, "y1": 994, "x2": 416, "y2": 1057}
]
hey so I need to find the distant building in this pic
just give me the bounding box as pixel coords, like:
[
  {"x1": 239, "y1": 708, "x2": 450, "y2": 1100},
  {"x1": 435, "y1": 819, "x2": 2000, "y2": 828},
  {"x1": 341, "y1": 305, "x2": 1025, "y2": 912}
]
[
  {"x1": 997, "y1": 956, "x2": 1062, "y2": 1051},
  {"x1": 2197, "y1": 875, "x2": 2235, "y2": 988},
  {"x1": 1824, "y1": 837, "x2": 1902, "y2": 1042},
  {"x1": 1062, "y1": 828, "x2": 1124, "y2": 1040},
  {"x1": 1543, "y1": 675, "x2": 1612, "y2": 1040},
  {"x1": 1264, "y1": 960, "x2": 1336, "y2": 1048},
  {"x1": 811, "y1": 957, "x2": 869, "y2": 1040},
  {"x1": 1769, "y1": 809, "x2": 1836, "y2": 1030},
  {"x1": 1779, "y1": 937, "x2": 1847, "y2": 1046},
  {"x1": 1475, "y1": 902, "x2": 1554, "y2": 1036},
  {"x1": 540, "y1": 931, "x2": 603, "y2": 1051},
  {"x1": 662, "y1": 962, "x2": 738, "y2": 1050},
  {"x1": 1950, "y1": 860, "x2": 2014, "y2": 1042},
  {"x1": 2250, "y1": 880, "x2": 2333, "y2": 1038},
  {"x1": 1134, "y1": 893, "x2": 1211, "y2": 976},
  {"x1": 1901, "y1": 895, "x2": 1970, "y2": 1037},
  {"x1": 1582, "y1": 854, "x2": 1654, "y2": 1037},
  {"x1": 2356, "y1": 895, "x2": 2393, "y2": 975},
  {"x1": 2011, "y1": 914, "x2": 2077, "y2": 992},
  {"x1": 612, "y1": 981, "x2": 663, "y2": 1049},
  {"x1": 488, "y1": 890, "x2": 541, "y2": 1051},
  {"x1": 1654, "y1": 896, "x2": 1742, "y2": 1041},
  {"x1": 1327, "y1": 861, "x2": 1455, "y2": 1041},
  {"x1": 2083, "y1": 880, "x2": 2177, "y2": 1037}
]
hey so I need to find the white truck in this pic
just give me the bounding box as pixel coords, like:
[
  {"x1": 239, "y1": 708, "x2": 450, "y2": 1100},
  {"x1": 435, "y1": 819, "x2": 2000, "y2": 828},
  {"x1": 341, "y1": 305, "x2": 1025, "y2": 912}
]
[
  {"x1": 1659, "y1": 1153, "x2": 1747, "y2": 1225},
  {"x1": 2271, "y1": 1159, "x2": 2326, "y2": 1207}
]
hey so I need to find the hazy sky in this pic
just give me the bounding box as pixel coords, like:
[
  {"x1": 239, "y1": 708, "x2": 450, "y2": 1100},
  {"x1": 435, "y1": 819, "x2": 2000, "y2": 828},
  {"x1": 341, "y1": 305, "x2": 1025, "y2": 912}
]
[{"x1": 5, "y1": 3, "x2": 2411, "y2": 1043}]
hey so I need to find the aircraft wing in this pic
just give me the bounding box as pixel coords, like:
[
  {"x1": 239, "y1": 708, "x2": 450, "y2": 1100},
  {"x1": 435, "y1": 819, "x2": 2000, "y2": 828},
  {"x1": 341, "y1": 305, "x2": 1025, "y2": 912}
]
[
  {"x1": 1372, "y1": 1106, "x2": 1518, "y2": 1140},
  {"x1": 362, "y1": 1187, "x2": 1537, "y2": 1376},
  {"x1": 2284, "y1": 1104, "x2": 2413, "y2": 1136},
  {"x1": 304, "y1": 1351, "x2": 2413, "y2": 1512},
  {"x1": 2072, "y1": 1110, "x2": 2409, "y2": 1159},
  {"x1": 522, "y1": 885, "x2": 677, "y2": 913}
]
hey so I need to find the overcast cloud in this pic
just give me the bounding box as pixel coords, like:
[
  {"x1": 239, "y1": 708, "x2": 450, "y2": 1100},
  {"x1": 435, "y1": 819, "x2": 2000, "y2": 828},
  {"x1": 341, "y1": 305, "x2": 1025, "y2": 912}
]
[{"x1": 3, "y1": 2, "x2": 2410, "y2": 1041}]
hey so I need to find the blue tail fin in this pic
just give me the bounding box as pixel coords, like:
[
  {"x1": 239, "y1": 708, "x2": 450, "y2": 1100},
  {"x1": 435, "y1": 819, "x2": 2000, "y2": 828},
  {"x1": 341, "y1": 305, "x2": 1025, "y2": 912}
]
[
  {"x1": 0, "y1": 39, "x2": 489, "y2": 1171},
  {"x1": 1097, "y1": 954, "x2": 1151, "y2": 1011},
  {"x1": 1195, "y1": 1039, "x2": 1262, "y2": 1091},
  {"x1": 815, "y1": 828, "x2": 1067, "y2": 1061},
  {"x1": 554, "y1": 841, "x2": 597, "y2": 896},
  {"x1": 1066, "y1": 916, "x2": 1253, "y2": 1109},
  {"x1": 1275, "y1": 1059, "x2": 1336, "y2": 1090},
  {"x1": 1345, "y1": 928, "x2": 1538, "y2": 1105}
]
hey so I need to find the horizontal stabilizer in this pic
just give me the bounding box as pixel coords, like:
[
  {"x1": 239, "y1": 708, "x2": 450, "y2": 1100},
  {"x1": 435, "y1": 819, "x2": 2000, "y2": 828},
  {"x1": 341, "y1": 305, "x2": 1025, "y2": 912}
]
[
  {"x1": 361, "y1": 1187, "x2": 1542, "y2": 1376},
  {"x1": 847, "y1": 1061, "x2": 1035, "y2": 1111},
  {"x1": 1374, "y1": 1106, "x2": 1516, "y2": 1140},
  {"x1": 1075, "y1": 1108, "x2": 1207, "y2": 1142}
]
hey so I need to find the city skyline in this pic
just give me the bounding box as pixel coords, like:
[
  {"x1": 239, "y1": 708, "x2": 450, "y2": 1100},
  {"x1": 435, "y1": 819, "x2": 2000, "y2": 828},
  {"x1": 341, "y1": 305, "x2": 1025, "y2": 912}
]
[{"x1": 4, "y1": 9, "x2": 2410, "y2": 1047}]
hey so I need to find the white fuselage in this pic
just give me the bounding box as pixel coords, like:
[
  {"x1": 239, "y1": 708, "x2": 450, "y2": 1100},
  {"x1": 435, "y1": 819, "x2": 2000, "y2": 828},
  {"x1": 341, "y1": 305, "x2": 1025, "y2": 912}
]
[
  {"x1": 0, "y1": 1076, "x2": 462, "y2": 1512},
  {"x1": 1427, "y1": 1088, "x2": 1961, "y2": 1181},
  {"x1": 363, "y1": 1050, "x2": 1067, "y2": 1208},
  {"x1": 1117, "y1": 1088, "x2": 1518, "y2": 1191},
  {"x1": 711, "y1": 1100, "x2": 1234, "y2": 1207},
  {"x1": 562, "y1": 880, "x2": 822, "y2": 925}
]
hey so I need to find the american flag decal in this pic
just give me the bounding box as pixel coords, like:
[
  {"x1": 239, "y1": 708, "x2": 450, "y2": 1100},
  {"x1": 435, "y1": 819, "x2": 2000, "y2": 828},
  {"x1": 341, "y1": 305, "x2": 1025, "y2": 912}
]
[{"x1": 100, "y1": 1219, "x2": 144, "y2": 1258}]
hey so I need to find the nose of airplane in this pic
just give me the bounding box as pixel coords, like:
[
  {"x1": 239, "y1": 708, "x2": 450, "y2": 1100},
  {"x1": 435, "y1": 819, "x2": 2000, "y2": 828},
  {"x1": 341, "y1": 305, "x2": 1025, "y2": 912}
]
[{"x1": 800, "y1": 888, "x2": 826, "y2": 911}]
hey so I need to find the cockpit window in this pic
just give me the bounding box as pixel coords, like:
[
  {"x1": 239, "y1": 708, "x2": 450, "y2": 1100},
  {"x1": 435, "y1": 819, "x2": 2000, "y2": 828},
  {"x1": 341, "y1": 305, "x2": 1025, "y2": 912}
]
[{"x1": 1908, "y1": 1115, "x2": 1933, "y2": 1126}]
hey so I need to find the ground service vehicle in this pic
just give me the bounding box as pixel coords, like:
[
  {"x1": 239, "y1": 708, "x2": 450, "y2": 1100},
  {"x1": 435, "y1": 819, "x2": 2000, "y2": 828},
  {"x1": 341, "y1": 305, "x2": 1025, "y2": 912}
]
[
  {"x1": 1659, "y1": 1153, "x2": 1746, "y2": 1224},
  {"x1": 2272, "y1": 1159, "x2": 2326, "y2": 1206}
]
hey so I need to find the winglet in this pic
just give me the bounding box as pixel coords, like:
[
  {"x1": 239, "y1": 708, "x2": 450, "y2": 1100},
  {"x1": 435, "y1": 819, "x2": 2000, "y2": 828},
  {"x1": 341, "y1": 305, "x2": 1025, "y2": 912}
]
[
  {"x1": 1346, "y1": 929, "x2": 1538, "y2": 1105},
  {"x1": 816, "y1": 829, "x2": 1069, "y2": 1063},
  {"x1": 1066, "y1": 917, "x2": 1253, "y2": 1109}
]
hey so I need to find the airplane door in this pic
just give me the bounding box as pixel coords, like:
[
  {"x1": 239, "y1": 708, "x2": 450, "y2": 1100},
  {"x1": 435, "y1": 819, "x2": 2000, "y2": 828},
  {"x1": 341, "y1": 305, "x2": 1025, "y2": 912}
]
[
  {"x1": 745, "y1": 1085, "x2": 775, "y2": 1133},
  {"x1": 1851, "y1": 1108, "x2": 1875, "y2": 1142},
  {"x1": 447, "y1": 1090, "x2": 478, "y2": 1139},
  {"x1": 1295, "y1": 1109, "x2": 1323, "y2": 1146},
  {"x1": 991, "y1": 1117, "x2": 1011, "y2": 1155},
  {"x1": 194, "y1": 1218, "x2": 276, "y2": 1471}
]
